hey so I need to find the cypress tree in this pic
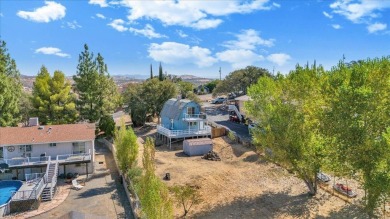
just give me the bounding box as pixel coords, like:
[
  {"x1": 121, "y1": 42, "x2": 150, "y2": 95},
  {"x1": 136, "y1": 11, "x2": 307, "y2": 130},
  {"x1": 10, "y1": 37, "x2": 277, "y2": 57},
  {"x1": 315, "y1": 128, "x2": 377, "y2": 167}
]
[
  {"x1": 150, "y1": 64, "x2": 153, "y2": 79},
  {"x1": 158, "y1": 62, "x2": 163, "y2": 81}
]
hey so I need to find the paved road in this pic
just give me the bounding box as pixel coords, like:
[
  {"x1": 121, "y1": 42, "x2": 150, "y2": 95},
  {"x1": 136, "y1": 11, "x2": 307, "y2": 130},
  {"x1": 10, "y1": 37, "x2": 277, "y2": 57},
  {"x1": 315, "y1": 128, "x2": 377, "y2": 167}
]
[
  {"x1": 34, "y1": 141, "x2": 134, "y2": 219},
  {"x1": 203, "y1": 102, "x2": 251, "y2": 140}
]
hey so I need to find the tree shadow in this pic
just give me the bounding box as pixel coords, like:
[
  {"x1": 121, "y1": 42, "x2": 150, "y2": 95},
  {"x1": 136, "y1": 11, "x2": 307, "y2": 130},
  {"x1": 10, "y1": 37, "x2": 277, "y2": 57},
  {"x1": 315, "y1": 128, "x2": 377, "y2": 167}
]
[
  {"x1": 192, "y1": 190, "x2": 365, "y2": 219},
  {"x1": 75, "y1": 181, "x2": 116, "y2": 199},
  {"x1": 192, "y1": 191, "x2": 313, "y2": 219},
  {"x1": 316, "y1": 204, "x2": 368, "y2": 219},
  {"x1": 175, "y1": 152, "x2": 190, "y2": 157},
  {"x1": 242, "y1": 153, "x2": 261, "y2": 163}
]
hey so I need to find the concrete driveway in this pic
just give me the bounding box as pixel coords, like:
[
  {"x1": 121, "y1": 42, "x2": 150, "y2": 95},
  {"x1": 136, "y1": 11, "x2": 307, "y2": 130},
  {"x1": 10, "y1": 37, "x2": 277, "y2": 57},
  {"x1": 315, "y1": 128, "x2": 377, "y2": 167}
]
[
  {"x1": 32, "y1": 142, "x2": 134, "y2": 219},
  {"x1": 203, "y1": 102, "x2": 251, "y2": 141}
]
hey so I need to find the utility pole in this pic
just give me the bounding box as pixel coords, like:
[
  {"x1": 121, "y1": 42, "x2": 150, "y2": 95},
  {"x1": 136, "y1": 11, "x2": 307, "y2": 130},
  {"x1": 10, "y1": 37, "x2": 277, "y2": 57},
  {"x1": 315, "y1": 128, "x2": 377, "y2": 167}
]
[{"x1": 219, "y1": 67, "x2": 221, "y2": 80}]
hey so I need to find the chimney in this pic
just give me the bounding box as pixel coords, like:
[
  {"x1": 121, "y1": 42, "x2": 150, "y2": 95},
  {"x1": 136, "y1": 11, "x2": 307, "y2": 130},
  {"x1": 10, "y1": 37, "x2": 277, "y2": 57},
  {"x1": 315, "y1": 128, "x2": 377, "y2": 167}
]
[{"x1": 29, "y1": 117, "x2": 39, "y2": 126}]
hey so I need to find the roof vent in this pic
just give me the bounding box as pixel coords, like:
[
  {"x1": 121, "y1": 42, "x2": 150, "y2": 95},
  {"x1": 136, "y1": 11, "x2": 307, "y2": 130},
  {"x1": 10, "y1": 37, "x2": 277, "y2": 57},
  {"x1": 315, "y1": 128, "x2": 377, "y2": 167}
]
[
  {"x1": 29, "y1": 117, "x2": 39, "y2": 126},
  {"x1": 38, "y1": 126, "x2": 44, "y2": 130}
]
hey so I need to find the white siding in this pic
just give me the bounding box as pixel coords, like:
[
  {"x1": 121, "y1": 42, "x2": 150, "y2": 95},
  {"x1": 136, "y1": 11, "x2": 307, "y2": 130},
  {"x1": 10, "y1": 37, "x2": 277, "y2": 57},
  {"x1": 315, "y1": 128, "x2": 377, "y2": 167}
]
[{"x1": 3, "y1": 140, "x2": 94, "y2": 161}]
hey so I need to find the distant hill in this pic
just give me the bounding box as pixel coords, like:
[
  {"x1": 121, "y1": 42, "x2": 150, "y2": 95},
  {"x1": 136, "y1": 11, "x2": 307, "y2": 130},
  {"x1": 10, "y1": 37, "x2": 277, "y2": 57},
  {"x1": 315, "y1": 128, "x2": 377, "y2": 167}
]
[{"x1": 20, "y1": 74, "x2": 214, "y2": 92}]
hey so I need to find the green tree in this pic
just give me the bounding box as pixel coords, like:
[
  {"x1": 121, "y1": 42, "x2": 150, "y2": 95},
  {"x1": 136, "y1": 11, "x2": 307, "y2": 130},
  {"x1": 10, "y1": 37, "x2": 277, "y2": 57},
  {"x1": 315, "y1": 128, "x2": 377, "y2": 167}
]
[
  {"x1": 204, "y1": 80, "x2": 219, "y2": 93},
  {"x1": 324, "y1": 57, "x2": 390, "y2": 216},
  {"x1": 32, "y1": 66, "x2": 51, "y2": 124},
  {"x1": 96, "y1": 53, "x2": 120, "y2": 117},
  {"x1": 123, "y1": 83, "x2": 149, "y2": 126},
  {"x1": 0, "y1": 39, "x2": 22, "y2": 126},
  {"x1": 150, "y1": 64, "x2": 153, "y2": 79},
  {"x1": 50, "y1": 70, "x2": 77, "y2": 124},
  {"x1": 213, "y1": 66, "x2": 272, "y2": 96},
  {"x1": 136, "y1": 137, "x2": 173, "y2": 219},
  {"x1": 98, "y1": 114, "x2": 115, "y2": 138},
  {"x1": 177, "y1": 81, "x2": 194, "y2": 99},
  {"x1": 158, "y1": 62, "x2": 164, "y2": 81},
  {"x1": 32, "y1": 66, "x2": 77, "y2": 124},
  {"x1": 246, "y1": 63, "x2": 327, "y2": 195},
  {"x1": 19, "y1": 91, "x2": 34, "y2": 126},
  {"x1": 170, "y1": 184, "x2": 202, "y2": 217},
  {"x1": 115, "y1": 120, "x2": 138, "y2": 173},
  {"x1": 73, "y1": 44, "x2": 119, "y2": 123},
  {"x1": 123, "y1": 78, "x2": 176, "y2": 126}
]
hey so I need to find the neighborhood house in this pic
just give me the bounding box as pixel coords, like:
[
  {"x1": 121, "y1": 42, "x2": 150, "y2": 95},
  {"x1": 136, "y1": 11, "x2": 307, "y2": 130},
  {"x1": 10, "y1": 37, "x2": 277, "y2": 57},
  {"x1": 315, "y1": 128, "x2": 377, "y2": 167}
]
[
  {"x1": 0, "y1": 118, "x2": 96, "y2": 180},
  {"x1": 157, "y1": 98, "x2": 211, "y2": 148}
]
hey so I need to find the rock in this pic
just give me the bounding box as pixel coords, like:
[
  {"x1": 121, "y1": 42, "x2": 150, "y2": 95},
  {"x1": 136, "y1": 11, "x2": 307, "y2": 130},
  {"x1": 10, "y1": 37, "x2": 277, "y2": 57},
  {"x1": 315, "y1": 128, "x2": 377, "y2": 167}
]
[{"x1": 202, "y1": 150, "x2": 221, "y2": 161}]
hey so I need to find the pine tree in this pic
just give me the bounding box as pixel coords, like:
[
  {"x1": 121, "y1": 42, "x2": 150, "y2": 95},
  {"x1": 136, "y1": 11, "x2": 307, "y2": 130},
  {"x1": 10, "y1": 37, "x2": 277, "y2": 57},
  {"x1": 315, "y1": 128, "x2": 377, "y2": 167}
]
[
  {"x1": 32, "y1": 66, "x2": 51, "y2": 124},
  {"x1": 73, "y1": 44, "x2": 99, "y2": 122},
  {"x1": 0, "y1": 39, "x2": 22, "y2": 126},
  {"x1": 74, "y1": 45, "x2": 119, "y2": 123},
  {"x1": 32, "y1": 66, "x2": 77, "y2": 124}
]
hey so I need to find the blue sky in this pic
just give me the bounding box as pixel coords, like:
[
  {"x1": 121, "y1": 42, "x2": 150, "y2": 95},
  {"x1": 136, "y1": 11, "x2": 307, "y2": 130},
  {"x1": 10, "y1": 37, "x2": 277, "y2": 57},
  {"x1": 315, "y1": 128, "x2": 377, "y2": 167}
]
[{"x1": 1, "y1": 0, "x2": 389, "y2": 78}]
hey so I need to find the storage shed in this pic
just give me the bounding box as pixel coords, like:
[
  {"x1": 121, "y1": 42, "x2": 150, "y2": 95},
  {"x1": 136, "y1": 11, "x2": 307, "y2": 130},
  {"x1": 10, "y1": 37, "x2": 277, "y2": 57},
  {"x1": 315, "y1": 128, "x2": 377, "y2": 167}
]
[{"x1": 183, "y1": 138, "x2": 213, "y2": 156}]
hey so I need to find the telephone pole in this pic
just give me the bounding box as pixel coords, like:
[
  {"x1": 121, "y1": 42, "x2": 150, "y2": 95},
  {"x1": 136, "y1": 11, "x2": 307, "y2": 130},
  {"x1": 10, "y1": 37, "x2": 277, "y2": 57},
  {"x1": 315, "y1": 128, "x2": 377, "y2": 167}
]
[{"x1": 219, "y1": 67, "x2": 221, "y2": 80}]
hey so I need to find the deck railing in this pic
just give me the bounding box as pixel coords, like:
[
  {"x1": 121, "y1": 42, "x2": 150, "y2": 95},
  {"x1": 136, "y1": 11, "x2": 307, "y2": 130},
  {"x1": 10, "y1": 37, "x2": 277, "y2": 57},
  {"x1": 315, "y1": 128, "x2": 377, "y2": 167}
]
[
  {"x1": 25, "y1": 173, "x2": 45, "y2": 183},
  {"x1": 56, "y1": 149, "x2": 91, "y2": 163},
  {"x1": 11, "y1": 175, "x2": 45, "y2": 201},
  {"x1": 0, "y1": 156, "x2": 51, "y2": 167},
  {"x1": 0, "y1": 202, "x2": 10, "y2": 217},
  {"x1": 157, "y1": 125, "x2": 211, "y2": 137},
  {"x1": 183, "y1": 113, "x2": 207, "y2": 120},
  {"x1": 0, "y1": 151, "x2": 91, "y2": 168}
]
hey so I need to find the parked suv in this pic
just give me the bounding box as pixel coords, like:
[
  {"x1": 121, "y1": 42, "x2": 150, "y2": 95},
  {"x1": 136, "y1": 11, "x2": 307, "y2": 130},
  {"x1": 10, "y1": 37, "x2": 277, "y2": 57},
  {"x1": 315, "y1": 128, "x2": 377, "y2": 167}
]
[{"x1": 211, "y1": 97, "x2": 226, "y2": 104}]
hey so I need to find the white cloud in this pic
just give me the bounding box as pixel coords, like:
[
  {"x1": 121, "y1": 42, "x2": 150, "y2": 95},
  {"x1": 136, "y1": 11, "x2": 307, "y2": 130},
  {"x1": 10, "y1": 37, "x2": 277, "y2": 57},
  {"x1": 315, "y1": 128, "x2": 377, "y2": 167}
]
[
  {"x1": 323, "y1": 11, "x2": 333, "y2": 18},
  {"x1": 190, "y1": 19, "x2": 223, "y2": 29},
  {"x1": 108, "y1": 19, "x2": 128, "y2": 32},
  {"x1": 267, "y1": 53, "x2": 291, "y2": 66},
  {"x1": 129, "y1": 24, "x2": 166, "y2": 39},
  {"x1": 66, "y1": 20, "x2": 81, "y2": 29},
  {"x1": 330, "y1": 0, "x2": 390, "y2": 23},
  {"x1": 96, "y1": 13, "x2": 106, "y2": 19},
  {"x1": 148, "y1": 42, "x2": 217, "y2": 67},
  {"x1": 176, "y1": 30, "x2": 188, "y2": 38},
  {"x1": 89, "y1": 0, "x2": 108, "y2": 7},
  {"x1": 367, "y1": 22, "x2": 387, "y2": 33},
  {"x1": 332, "y1": 24, "x2": 342, "y2": 29},
  {"x1": 120, "y1": 0, "x2": 275, "y2": 29},
  {"x1": 223, "y1": 29, "x2": 274, "y2": 50},
  {"x1": 216, "y1": 49, "x2": 264, "y2": 69},
  {"x1": 17, "y1": 1, "x2": 66, "y2": 23},
  {"x1": 273, "y1": 2, "x2": 281, "y2": 8},
  {"x1": 35, "y1": 47, "x2": 70, "y2": 58}
]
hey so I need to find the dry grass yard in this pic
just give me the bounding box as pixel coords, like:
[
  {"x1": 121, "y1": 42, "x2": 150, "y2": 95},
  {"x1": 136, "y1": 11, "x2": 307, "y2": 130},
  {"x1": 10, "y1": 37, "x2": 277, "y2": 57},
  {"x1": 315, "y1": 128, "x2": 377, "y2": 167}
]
[{"x1": 135, "y1": 127, "x2": 386, "y2": 219}]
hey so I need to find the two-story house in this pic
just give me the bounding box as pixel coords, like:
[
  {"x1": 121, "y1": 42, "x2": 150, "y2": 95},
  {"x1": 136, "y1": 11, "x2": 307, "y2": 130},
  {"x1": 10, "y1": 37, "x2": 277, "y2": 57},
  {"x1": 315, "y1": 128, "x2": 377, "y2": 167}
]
[
  {"x1": 0, "y1": 119, "x2": 96, "y2": 180},
  {"x1": 157, "y1": 98, "x2": 211, "y2": 148}
]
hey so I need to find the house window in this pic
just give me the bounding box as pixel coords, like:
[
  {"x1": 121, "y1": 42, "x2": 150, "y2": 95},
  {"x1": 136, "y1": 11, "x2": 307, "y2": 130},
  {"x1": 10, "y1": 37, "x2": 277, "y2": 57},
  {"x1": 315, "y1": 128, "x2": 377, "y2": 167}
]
[
  {"x1": 189, "y1": 122, "x2": 197, "y2": 126},
  {"x1": 49, "y1": 143, "x2": 57, "y2": 147},
  {"x1": 19, "y1": 145, "x2": 32, "y2": 152},
  {"x1": 0, "y1": 147, "x2": 3, "y2": 159},
  {"x1": 187, "y1": 107, "x2": 195, "y2": 115},
  {"x1": 72, "y1": 142, "x2": 86, "y2": 154},
  {"x1": 19, "y1": 145, "x2": 32, "y2": 158}
]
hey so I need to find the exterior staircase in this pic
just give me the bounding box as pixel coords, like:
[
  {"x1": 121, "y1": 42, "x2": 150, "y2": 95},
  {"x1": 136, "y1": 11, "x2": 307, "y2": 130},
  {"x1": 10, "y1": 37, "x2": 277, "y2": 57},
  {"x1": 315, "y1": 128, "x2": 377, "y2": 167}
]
[{"x1": 41, "y1": 161, "x2": 58, "y2": 201}]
